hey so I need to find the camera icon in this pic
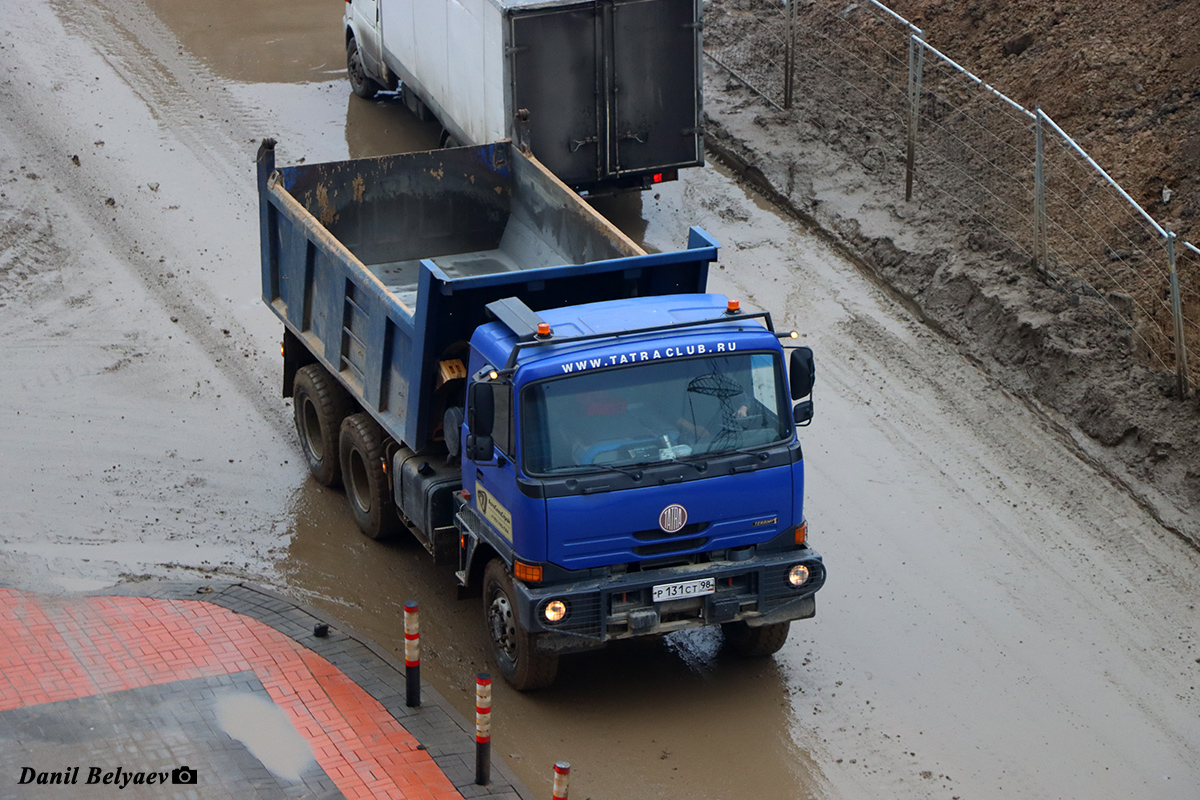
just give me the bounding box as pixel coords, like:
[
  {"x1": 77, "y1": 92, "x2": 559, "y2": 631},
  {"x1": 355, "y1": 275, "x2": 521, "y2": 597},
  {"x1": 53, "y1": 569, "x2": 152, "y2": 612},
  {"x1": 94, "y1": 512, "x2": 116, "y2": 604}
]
[{"x1": 171, "y1": 766, "x2": 198, "y2": 785}]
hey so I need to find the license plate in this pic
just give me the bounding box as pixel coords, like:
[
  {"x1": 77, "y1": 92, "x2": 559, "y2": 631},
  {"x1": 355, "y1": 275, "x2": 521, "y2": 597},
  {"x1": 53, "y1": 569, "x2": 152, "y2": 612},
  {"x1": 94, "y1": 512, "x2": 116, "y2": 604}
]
[{"x1": 652, "y1": 577, "x2": 716, "y2": 602}]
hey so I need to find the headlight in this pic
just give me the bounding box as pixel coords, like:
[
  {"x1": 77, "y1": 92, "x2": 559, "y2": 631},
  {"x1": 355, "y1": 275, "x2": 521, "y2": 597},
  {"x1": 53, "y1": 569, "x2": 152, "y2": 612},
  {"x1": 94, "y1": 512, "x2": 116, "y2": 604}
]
[
  {"x1": 543, "y1": 599, "x2": 568, "y2": 623},
  {"x1": 788, "y1": 564, "x2": 810, "y2": 587}
]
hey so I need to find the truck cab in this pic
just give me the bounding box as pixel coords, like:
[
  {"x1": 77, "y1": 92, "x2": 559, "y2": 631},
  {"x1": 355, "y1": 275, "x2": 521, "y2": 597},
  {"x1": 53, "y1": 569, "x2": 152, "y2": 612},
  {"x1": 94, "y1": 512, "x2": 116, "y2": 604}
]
[{"x1": 457, "y1": 294, "x2": 823, "y2": 688}]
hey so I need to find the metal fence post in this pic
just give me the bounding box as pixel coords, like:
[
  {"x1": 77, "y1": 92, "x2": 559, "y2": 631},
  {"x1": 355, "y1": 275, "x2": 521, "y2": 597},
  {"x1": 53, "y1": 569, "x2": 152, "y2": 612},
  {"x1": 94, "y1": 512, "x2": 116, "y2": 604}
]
[
  {"x1": 1034, "y1": 108, "x2": 1048, "y2": 275},
  {"x1": 1167, "y1": 231, "x2": 1190, "y2": 398},
  {"x1": 904, "y1": 29, "x2": 925, "y2": 201},
  {"x1": 783, "y1": 0, "x2": 797, "y2": 109}
]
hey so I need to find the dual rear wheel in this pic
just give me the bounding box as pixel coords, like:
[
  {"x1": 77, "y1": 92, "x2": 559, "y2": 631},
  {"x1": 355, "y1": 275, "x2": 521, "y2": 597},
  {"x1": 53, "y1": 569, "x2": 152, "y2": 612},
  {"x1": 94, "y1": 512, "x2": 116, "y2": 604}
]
[{"x1": 293, "y1": 363, "x2": 396, "y2": 540}]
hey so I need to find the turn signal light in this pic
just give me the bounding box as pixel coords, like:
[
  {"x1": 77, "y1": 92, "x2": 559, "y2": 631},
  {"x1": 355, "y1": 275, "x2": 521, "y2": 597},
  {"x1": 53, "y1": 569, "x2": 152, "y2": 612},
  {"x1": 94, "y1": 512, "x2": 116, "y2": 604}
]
[
  {"x1": 514, "y1": 561, "x2": 543, "y2": 583},
  {"x1": 794, "y1": 521, "x2": 807, "y2": 546}
]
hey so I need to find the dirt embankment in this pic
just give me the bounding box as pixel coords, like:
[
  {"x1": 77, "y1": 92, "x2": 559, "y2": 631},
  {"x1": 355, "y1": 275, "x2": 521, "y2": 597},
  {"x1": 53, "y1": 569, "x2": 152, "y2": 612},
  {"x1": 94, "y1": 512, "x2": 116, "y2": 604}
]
[
  {"x1": 701, "y1": 0, "x2": 1200, "y2": 539},
  {"x1": 890, "y1": 0, "x2": 1200, "y2": 242}
]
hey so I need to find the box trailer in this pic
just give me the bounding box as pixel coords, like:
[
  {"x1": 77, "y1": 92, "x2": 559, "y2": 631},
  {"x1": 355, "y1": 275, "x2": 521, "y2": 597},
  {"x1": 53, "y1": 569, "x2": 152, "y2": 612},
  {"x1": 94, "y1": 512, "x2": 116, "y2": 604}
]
[{"x1": 344, "y1": 0, "x2": 705, "y2": 193}]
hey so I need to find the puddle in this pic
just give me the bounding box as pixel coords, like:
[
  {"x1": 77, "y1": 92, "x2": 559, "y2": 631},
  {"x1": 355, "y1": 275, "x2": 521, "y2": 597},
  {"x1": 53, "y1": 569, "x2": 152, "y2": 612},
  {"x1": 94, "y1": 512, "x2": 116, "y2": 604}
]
[
  {"x1": 144, "y1": 0, "x2": 346, "y2": 84},
  {"x1": 214, "y1": 693, "x2": 314, "y2": 782}
]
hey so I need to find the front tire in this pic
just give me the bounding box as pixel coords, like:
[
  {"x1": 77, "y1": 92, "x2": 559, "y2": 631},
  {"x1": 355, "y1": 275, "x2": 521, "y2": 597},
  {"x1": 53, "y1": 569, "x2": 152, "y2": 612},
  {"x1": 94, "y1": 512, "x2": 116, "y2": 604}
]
[
  {"x1": 483, "y1": 559, "x2": 558, "y2": 691},
  {"x1": 346, "y1": 37, "x2": 382, "y2": 100},
  {"x1": 339, "y1": 412, "x2": 399, "y2": 540},
  {"x1": 293, "y1": 364, "x2": 351, "y2": 487},
  {"x1": 722, "y1": 620, "x2": 791, "y2": 657}
]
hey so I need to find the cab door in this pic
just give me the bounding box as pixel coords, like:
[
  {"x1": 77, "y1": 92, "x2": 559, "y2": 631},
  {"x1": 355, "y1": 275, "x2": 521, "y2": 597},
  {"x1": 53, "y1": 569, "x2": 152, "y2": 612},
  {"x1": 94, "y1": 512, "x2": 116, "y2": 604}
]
[{"x1": 468, "y1": 378, "x2": 548, "y2": 562}]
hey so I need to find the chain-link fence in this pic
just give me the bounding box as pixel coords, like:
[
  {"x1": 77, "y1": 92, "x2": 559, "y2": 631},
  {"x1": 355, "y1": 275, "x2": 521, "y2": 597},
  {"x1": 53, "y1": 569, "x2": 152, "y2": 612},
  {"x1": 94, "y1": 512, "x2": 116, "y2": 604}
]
[{"x1": 704, "y1": 0, "x2": 1196, "y2": 397}]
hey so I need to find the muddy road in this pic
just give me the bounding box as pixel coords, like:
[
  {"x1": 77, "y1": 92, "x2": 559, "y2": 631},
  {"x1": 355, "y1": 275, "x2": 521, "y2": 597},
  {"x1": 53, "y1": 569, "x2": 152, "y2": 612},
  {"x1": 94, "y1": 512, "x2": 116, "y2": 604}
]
[{"x1": 2, "y1": 1, "x2": 1199, "y2": 798}]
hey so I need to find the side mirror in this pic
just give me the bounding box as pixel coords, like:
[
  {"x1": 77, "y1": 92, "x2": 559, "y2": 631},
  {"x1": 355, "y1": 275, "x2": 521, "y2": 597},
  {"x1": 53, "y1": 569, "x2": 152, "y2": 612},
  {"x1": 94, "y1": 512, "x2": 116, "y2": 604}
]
[
  {"x1": 467, "y1": 381, "x2": 494, "y2": 436},
  {"x1": 465, "y1": 433, "x2": 495, "y2": 462},
  {"x1": 793, "y1": 400, "x2": 814, "y2": 426},
  {"x1": 789, "y1": 347, "x2": 815, "y2": 399}
]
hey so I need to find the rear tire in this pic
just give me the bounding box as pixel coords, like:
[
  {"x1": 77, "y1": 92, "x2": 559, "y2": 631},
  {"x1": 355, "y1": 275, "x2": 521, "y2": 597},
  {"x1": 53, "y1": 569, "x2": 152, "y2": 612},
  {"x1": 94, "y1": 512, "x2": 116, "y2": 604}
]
[
  {"x1": 293, "y1": 364, "x2": 351, "y2": 487},
  {"x1": 339, "y1": 412, "x2": 399, "y2": 540},
  {"x1": 722, "y1": 620, "x2": 791, "y2": 657},
  {"x1": 347, "y1": 37, "x2": 382, "y2": 100},
  {"x1": 483, "y1": 559, "x2": 558, "y2": 691}
]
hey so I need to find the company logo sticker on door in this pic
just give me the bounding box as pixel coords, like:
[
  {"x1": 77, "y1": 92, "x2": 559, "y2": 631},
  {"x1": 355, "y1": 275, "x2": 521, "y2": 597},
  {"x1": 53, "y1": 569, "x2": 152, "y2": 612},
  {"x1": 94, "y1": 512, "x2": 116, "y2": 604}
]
[{"x1": 476, "y1": 484, "x2": 513, "y2": 542}]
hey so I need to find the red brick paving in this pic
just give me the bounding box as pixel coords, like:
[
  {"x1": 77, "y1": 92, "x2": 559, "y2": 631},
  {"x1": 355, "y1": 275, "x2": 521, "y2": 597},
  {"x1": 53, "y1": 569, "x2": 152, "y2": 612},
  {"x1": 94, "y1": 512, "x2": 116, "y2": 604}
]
[{"x1": 0, "y1": 588, "x2": 462, "y2": 800}]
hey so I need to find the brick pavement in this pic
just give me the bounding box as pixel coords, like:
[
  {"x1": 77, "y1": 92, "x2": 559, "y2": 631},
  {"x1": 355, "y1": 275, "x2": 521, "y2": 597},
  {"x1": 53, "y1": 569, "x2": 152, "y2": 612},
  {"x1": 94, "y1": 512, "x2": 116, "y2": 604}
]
[{"x1": 0, "y1": 585, "x2": 531, "y2": 800}]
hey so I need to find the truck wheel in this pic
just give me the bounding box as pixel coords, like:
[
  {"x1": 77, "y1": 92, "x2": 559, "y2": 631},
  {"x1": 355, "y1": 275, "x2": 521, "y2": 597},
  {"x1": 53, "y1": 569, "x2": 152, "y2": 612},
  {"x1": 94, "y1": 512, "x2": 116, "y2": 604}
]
[
  {"x1": 722, "y1": 621, "x2": 791, "y2": 657},
  {"x1": 293, "y1": 364, "x2": 351, "y2": 487},
  {"x1": 346, "y1": 38, "x2": 381, "y2": 100},
  {"x1": 339, "y1": 413, "x2": 399, "y2": 540},
  {"x1": 483, "y1": 559, "x2": 558, "y2": 691}
]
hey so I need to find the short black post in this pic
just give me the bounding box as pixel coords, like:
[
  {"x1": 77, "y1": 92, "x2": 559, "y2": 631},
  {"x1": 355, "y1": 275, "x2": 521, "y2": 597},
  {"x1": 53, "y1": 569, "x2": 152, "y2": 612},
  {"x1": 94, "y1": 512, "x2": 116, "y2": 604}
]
[
  {"x1": 404, "y1": 601, "x2": 420, "y2": 707},
  {"x1": 475, "y1": 673, "x2": 492, "y2": 785}
]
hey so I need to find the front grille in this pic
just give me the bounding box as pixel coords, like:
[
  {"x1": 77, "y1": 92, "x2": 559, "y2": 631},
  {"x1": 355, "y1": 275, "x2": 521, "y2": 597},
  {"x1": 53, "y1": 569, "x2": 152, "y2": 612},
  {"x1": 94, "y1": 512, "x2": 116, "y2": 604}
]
[
  {"x1": 633, "y1": 537, "x2": 709, "y2": 557},
  {"x1": 631, "y1": 521, "x2": 710, "y2": 541}
]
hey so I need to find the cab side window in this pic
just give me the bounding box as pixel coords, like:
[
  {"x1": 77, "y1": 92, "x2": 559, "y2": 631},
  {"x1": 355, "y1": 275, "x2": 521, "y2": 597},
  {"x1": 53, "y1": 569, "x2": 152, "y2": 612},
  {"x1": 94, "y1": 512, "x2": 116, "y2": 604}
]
[{"x1": 492, "y1": 383, "x2": 514, "y2": 456}]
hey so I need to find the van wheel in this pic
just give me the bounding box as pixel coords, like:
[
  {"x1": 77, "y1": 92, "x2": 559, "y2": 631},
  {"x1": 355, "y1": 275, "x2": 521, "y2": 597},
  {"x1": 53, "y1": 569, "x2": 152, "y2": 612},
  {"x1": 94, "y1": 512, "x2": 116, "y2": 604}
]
[
  {"x1": 339, "y1": 413, "x2": 399, "y2": 539},
  {"x1": 347, "y1": 38, "x2": 381, "y2": 100},
  {"x1": 293, "y1": 364, "x2": 351, "y2": 487},
  {"x1": 483, "y1": 559, "x2": 558, "y2": 691},
  {"x1": 722, "y1": 621, "x2": 791, "y2": 657}
]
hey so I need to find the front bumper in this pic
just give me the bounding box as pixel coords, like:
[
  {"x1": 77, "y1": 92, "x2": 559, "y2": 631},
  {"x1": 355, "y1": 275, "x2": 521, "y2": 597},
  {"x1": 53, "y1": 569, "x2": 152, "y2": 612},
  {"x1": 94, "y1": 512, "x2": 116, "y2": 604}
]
[{"x1": 511, "y1": 548, "x2": 825, "y2": 655}]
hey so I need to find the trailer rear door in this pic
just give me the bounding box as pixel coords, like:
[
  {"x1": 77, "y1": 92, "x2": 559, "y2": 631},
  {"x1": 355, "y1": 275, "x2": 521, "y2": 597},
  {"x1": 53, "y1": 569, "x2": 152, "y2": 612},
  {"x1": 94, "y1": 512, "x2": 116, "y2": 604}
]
[
  {"x1": 510, "y1": 5, "x2": 601, "y2": 188},
  {"x1": 609, "y1": 0, "x2": 701, "y2": 175},
  {"x1": 510, "y1": 0, "x2": 702, "y2": 191}
]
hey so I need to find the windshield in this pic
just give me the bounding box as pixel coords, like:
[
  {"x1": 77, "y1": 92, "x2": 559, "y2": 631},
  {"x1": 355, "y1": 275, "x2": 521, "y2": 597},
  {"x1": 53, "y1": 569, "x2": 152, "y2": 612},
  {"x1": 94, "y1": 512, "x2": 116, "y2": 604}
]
[{"x1": 521, "y1": 352, "x2": 791, "y2": 474}]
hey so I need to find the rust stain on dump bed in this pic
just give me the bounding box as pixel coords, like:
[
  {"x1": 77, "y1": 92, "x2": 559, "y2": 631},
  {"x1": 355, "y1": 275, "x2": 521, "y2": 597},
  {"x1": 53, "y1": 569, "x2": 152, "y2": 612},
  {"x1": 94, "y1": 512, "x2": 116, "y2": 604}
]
[{"x1": 315, "y1": 184, "x2": 338, "y2": 228}]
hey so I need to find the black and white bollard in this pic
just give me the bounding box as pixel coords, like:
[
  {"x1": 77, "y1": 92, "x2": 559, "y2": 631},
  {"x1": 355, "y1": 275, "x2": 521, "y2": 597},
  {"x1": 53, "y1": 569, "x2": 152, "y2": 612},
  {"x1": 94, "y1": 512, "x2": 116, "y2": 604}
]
[
  {"x1": 552, "y1": 761, "x2": 570, "y2": 799},
  {"x1": 475, "y1": 673, "x2": 492, "y2": 785},
  {"x1": 404, "y1": 601, "x2": 420, "y2": 707}
]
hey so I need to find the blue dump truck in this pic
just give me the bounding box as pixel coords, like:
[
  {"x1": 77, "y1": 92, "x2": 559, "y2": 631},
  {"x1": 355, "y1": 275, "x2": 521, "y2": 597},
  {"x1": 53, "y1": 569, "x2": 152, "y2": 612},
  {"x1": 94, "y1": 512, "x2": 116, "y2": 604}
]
[{"x1": 255, "y1": 139, "x2": 824, "y2": 689}]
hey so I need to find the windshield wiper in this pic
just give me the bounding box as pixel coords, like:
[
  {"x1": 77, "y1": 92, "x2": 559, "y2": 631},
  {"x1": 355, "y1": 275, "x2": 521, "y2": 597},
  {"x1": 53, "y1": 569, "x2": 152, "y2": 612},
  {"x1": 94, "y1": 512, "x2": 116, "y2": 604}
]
[
  {"x1": 585, "y1": 462, "x2": 645, "y2": 480},
  {"x1": 668, "y1": 456, "x2": 709, "y2": 472}
]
